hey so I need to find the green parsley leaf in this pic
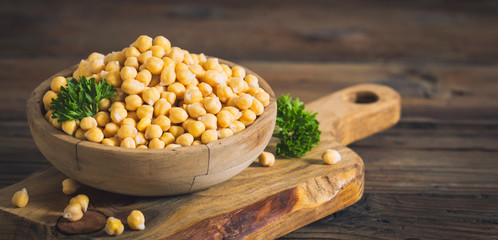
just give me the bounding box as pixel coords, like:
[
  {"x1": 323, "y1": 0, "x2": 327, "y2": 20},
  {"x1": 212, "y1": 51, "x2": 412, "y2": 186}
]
[
  {"x1": 273, "y1": 94, "x2": 321, "y2": 157},
  {"x1": 50, "y1": 76, "x2": 116, "y2": 122}
]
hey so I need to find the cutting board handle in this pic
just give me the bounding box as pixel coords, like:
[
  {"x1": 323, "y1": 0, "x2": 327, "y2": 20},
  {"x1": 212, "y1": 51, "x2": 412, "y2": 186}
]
[{"x1": 306, "y1": 84, "x2": 401, "y2": 145}]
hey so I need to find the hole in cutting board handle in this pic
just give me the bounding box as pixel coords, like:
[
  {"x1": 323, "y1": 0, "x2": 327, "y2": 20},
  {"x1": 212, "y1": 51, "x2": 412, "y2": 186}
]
[{"x1": 353, "y1": 91, "x2": 378, "y2": 104}]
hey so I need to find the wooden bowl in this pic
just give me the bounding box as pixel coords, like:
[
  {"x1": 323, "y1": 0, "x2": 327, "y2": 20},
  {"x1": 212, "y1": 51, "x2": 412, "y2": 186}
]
[{"x1": 26, "y1": 59, "x2": 276, "y2": 196}]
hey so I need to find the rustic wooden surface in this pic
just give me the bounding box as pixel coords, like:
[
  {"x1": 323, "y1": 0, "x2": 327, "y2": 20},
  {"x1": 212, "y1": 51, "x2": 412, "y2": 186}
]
[
  {"x1": 0, "y1": 84, "x2": 399, "y2": 239},
  {"x1": 1, "y1": 0, "x2": 497, "y2": 239}
]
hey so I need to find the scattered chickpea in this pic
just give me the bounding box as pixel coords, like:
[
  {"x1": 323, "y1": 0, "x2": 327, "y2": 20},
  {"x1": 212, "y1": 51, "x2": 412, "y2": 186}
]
[
  {"x1": 11, "y1": 188, "x2": 29, "y2": 208},
  {"x1": 62, "y1": 178, "x2": 80, "y2": 195},
  {"x1": 322, "y1": 149, "x2": 342, "y2": 165},
  {"x1": 63, "y1": 203, "x2": 84, "y2": 222},
  {"x1": 259, "y1": 152, "x2": 275, "y2": 167},
  {"x1": 70, "y1": 194, "x2": 89, "y2": 212},
  {"x1": 127, "y1": 210, "x2": 145, "y2": 231},
  {"x1": 105, "y1": 217, "x2": 124, "y2": 236}
]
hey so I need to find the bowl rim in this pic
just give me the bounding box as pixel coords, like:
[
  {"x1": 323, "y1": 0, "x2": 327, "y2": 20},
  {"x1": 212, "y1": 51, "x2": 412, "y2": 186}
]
[{"x1": 27, "y1": 58, "x2": 276, "y2": 155}]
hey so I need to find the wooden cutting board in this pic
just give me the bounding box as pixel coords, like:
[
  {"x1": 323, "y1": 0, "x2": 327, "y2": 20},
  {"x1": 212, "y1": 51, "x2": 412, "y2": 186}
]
[{"x1": 0, "y1": 84, "x2": 400, "y2": 240}]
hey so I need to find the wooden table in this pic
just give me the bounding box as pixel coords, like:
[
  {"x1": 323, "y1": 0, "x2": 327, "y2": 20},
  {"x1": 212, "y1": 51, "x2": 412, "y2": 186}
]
[{"x1": 1, "y1": 1, "x2": 497, "y2": 239}]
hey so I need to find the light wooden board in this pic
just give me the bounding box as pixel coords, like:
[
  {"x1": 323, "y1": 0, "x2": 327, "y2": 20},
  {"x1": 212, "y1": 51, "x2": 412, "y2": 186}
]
[{"x1": 0, "y1": 84, "x2": 400, "y2": 239}]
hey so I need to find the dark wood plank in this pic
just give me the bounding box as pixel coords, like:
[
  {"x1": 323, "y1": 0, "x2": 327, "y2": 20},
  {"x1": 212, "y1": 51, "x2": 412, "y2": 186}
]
[{"x1": 1, "y1": 0, "x2": 498, "y2": 63}]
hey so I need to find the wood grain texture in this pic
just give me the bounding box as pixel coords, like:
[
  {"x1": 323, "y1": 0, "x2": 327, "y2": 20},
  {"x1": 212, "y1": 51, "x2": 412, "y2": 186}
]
[
  {"x1": 0, "y1": 83, "x2": 400, "y2": 239},
  {"x1": 1, "y1": 0, "x2": 497, "y2": 239}
]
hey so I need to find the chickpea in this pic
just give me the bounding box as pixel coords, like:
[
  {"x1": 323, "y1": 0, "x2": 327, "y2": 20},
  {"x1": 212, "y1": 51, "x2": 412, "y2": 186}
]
[
  {"x1": 255, "y1": 91, "x2": 270, "y2": 107},
  {"x1": 124, "y1": 57, "x2": 139, "y2": 69},
  {"x1": 145, "y1": 56, "x2": 164, "y2": 74},
  {"x1": 121, "y1": 137, "x2": 136, "y2": 148},
  {"x1": 151, "y1": 45, "x2": 166, "y2": 58},
  {"x1": 192, "y1": 140, "x2": 202, "y2": 145},
  {"x1": 239, "y1": 109, "x2": 257, "y2": 126},
  {"x1": 250, "y1": 98, "x2": 265, "y2": 116},
  {"x1": 62, "y1": 120, "x2": 77, "y2": 136},
  {"x1": 137, "y1": 145, "x2": 148, "y2": 149},
  {"x1": 204, "y1": 97, "x2": 222, "y2": 114},
  {"x1": 80, "y1": 116, "x2": 97, "y2": 131},
  {"x1": 124, "y1": 94, "x2": 143, "y2": 111},
  {"x1": 190, "y1": 54, "x2": 200, "y2": 64},
  {"x1": 89, "y1": 58, "x2": 105, "y2": 74},
  {"x1": 169, "y1": 126, "x2": 185, "y2": 138},
  {"x1": 110, "y1": 107, "x2": 128, "y2": 124},
  {"x1": 187, "y1": 120, "x2": 206, "y2": 138},
  {"x1": 231, "y1": 65, "x2": 246, "y2": 78},
  {"x1": 105, "y1": 217, "x2": 124, "y2": 236},
  {"x1": 136, "y1": 117, "x2": 152, "y2": 132},
  {"x1": 198, "y1": 82, "x2": 213, "y2": 97},
  {"x1": 62, "y1": 178, "x2": 80, "y2": 195},
  {"x1": 134, "y1": 35, "x2": 153, "y2": 52},
  {"x1": 105, "y1": 70, "x2": 122, "y2": 88},
  {"x1": 88, "y1": 52, "x2": 105, "y2": 61},
  {"x1": 322, "y1": 149, "x2": 342, "y2": 165},
  {"x1": 152, "y1": 99, "x2": 170, "y2": 117},
  {"x1": 176, "y1": 133, "x2": 194, "y2": 146},
  {"x1": 44, "y1": 109, "x2": 54, "y2": 121},
  {"x1": 165, "y1": 144, "x2": 182, "y2": 149},
  {"x1": 175, "y1": 62, "x2": 189, "y2": 73},
  {"x1": 184, "y1": 89, "x2": 202, "y2": 104},
  {"x1": 110, "y1": 101, "x2": 125, "y2": 111},
  {"x1": 50, "y1": 117, "x2": 62, "y2": 129},
  {"x1": 160, "y1": 132, "x2": 175, "y2": 145},
  {"x1": 153, "y1": 36, "x2": 171, "y2": 52},
  {"x1": 161, "y1": 91, "x2": 176, "y2": 105},
  {"x1": 124, "y1": 46, "x2": 141, "y2": 58},
  {"x1": 198, "y1": 53, "x2": 207, "y2": 64},
  {"x1": 85, "y1": 127, "x2": 104, "y2": 143},
  {"x1": 63, "y1": 203, "x2": 83, "y2": 222},
  {"x1": 94, "y1": 111, "x2": 110, "y2": 127},
  {"x1": 120, "y1": 66, "x2": 138, "y2": 81},
  {"x1": 235, "y1": 93, "x2": 254, "y2": 110},
  {"x1": 188, "y1": 64, "x2": 204, "y2": 78},
  {"x1": 182, "y1": 51, "x2": 194, "y2": 65},
  {"x1": 142, "y1": 87, "x2": 160, "y2": 105},
  {"x1": 102, "y1": 137, "x2": 119, "y2": 146},
  {"x1": 74, "y1": 128, "x2": 86, "y2": 140},
  {"x1": 98, "y1": 98, "x2": 111, "y2": 111},
  {"x1": 43, "y1": 90, "x2": 58, "y2": 111},
  {"x1": 138, "y1": 50, "x2": 153, "y2": 64},
  {"x1": 134, "y1": 132, "x2": 147, "y2": 145},
  {"x1": 108, "y1": 51, "x2": 126, "y2": 65},
  {"x1": 154, "y1": 85, "x2": 165, "y2": 94},
  {"x1": 162, "y1": 56, "x2": 176, "y2": 68},
  {"x1": 169, "y1": 107, "x2": 188, "y2": 124},
  {"x1": 167, "y1": 47, "x2": 184, "y2": 64},
  {"x1": 121, "y1": 79, "x2": 146, "y2": 95},
  {"x1": 176, "y1": 70, "x2": 195, "y2": 86},
  {"x1": 181, "y1": 118, "x2": 195, "y2": 130},
  {"x1": 158, "y1": 66, "x2": 175, "y2": 86},
  {"x1": 245, "y1": 74, "x2": 259, "y2": 88},
  {"x1": 217, "y1": 128, "x2": 234, "y2": 139},
  {"x1": 259, "y1": 152, "x2": 275, "y2": 167},
  {"x1": 187, "y1": 102, "x2": 207, "y2": 119},
  {"x1": 229, "y1": 121, "x2": 246, "y2": 133},
  {"x1": 229, "y1": 77, "x2": 249, "y2": 94},
  {"x1": 203, "y1": 58, "x2": 223, "y2": 72},
  {"x1": 137, "y1": 105, "x2": 154, "y2": 119},
  {"x1": 222, "y1": 106, "x2": 242, "y2": 120},
  {"x1": 203, "y1": 70, "x2": 226, "y2": 87},
  {"x1": 153, "y1": 115, "x2": 171, "y2": 131},
  {"x1": 50, "y1": 76, "x2": 67, "y2": 93},
  {"x1": 149, "y1": 138, "x2": 165, "y2": 149},
  {"x1": 198, "y1": 113, "x2": 217, "y2": 130},
  {"x1": 117, "y1": 124, "x2": 138, "y2": 139},
  {"x1": 221, "y1": 64, "x2": 232, "y2": 78},
  {"x1": 136, "y1": 69, "x2": 152, "y2": 86},
  {"x1": 103, "y1": 122, "x2": 120, "y2": 138},
  {"x1": 217, "y1": 110, "x2": 235, "y2": 128},
  {"x1": 201, "y1": 129, "x2": 218, "y2": 144},
  {"x1": 145, "y1": 124, "x2": 163, "y2": 139},
  {"x1": 12, "y1": 188, "x2": 29, "y2": 208},
  {"x1": 216, "y1": 85, "x2": 236, "y2": 103},
  {"x1": 149, "y1": 74, "x2": 160, "y2": 87}
]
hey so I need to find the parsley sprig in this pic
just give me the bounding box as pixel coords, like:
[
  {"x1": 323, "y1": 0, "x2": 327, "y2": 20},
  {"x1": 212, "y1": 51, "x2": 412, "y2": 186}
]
[
  {"x1": 273, "y1": 94, "x2": 321, "y2": 157},
  {"x1": 50, "y1": 76, "x2": 116, "y2": 122}
]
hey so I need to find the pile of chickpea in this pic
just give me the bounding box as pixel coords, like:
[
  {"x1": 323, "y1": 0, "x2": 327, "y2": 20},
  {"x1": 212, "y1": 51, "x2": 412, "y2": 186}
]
[{"x1": 43, "y1": 35, "x2": 270, "y2": 149}]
